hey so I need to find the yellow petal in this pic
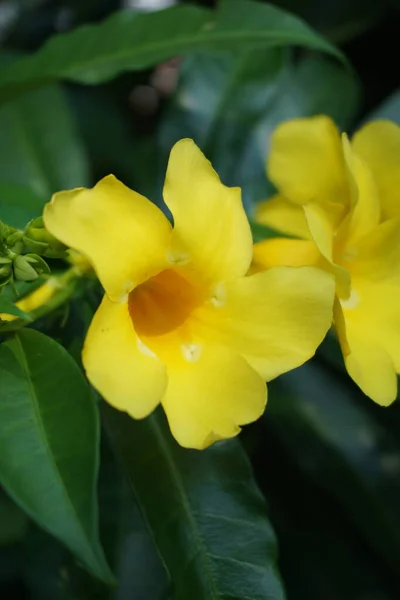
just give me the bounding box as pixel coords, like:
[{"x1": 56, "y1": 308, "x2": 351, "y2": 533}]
[
  {"x1": 161, "y1": 344, "x2": 266, "y2": 449},
  {"x1": 350, "y1": 218, "x2": 400, "y2": 285},
  {"x1": 163, "y1": 139, "x2": 252, "y2": 284},
  {"x1": 252, "y1": 238, "x2": 320, "y2": 272},
  {"x1": 44, "y1": 175, "x2": 172, "y2": 301},
  {"x1": 339, "y1": 277, "x2": 400, "y2": 405},
  {"x1": 333, "y1": 297, "x2": 350, "y2": 357},
  {"x1": 341, "y1": 134, "x2": 380, "y2": 245},
  {"x1": 254, "y1": 194, "x2": 310, "y2": 239},
  {"x1": 83, "y1": 294, "x2": 167, "y2": 418},
  {"x1": 352, "y1": 120, "x2": 400, "y2": 219},
  {"x1": 303, "y1": 201, "x2": 351, "y2": 299},
  {"x1": 303, "y1": 200, "x2": 335, "y2": 261},
  {"x1": 345, "y1": 339, "x2": 396, "y2": 406},
  {"x1": 268, "y1": 115, "x2": 347, "y2": 206},
  {"x1": 194, "y1": 266, "x2": 335, "y2": 381}
]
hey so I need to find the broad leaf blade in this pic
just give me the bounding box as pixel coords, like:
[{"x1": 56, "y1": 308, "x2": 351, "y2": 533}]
[
  {"x1": 103, "y1": 405, "x2": 285, "y2": 600},
  {"x1": 0, "y1": 297, "x2": 28, "y2": 320},
  {"x1": 0, "y1": 85, "x2": 89, "y2": 204},
  {"x1": 0, "y1": 329, "x2": 113, "y2": 583},
  {"x1": 267, "y1": 361, "x2": 400, "y2": 577},
  {"x1": 362, "y1": 87, "x2": 400, "y2": 122},
  {"x1": 0, "y1": 183, "x2": 46, "y2": 229},
  {"x1": 0, "y1": 1, "x2": 345, "y2": 102},
  {"x1": 158, "y1": 50, "x2": 358, "y2": 210}
]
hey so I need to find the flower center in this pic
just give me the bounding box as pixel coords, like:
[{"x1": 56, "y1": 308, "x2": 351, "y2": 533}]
[{"x1": 128, "y1": 268, "x2": 202, "y2": 342}]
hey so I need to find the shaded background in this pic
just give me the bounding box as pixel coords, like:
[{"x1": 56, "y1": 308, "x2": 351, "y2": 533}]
[{"x1": 0, "y1": 0, "x2": 400, "y2": 599}]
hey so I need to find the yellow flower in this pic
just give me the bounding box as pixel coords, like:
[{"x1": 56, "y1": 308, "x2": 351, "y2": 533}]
[
  {"x1": 44, "y1": 139, "x2": 334, "y2": 449},
  {"x1": 255, "y1": 116, "x2": 400, "y2": 406},
  {"x1": 0, "y1": 279, "x2": 59, "y2": 322}
]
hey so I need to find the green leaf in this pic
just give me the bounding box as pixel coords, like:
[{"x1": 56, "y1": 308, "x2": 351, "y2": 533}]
[
  {"x1": 0, "y1": 84, "x2": 90, "y2": 206},
  {"x1": 69, "y1": 85, "x2": 141, "y2": 190},
  {"x1": 0, "y1": 329, "x2": 114, "y2": 583},
  {"x1": 0, "y1": 183, "x2": 46, "y2": 229},
  {"x1": 269, "y1": 0, "x2": 387, "y2": 43},
  {"x1": 267, "y1": 361, "x2": 400, "y2": 577},
  {"x1": 0, "y1": 297, "x2": 28, "y2": 320},
  {"x1": 362, "y1": 88, "x2": 400, "y2": 123},
  {"x1": 0, "y1": 1, "x2": 345, "y2": 102},
  {"x1": 158, "y1": 50, "x2": 358, "y2": 210},
  {"x1": 0, "y1": 491, "x2": 28, "y2": 546},
  {"x1": 97, "y1": 438, "x2": 169, "y2": 600},
  {"x1": 24, "y1": 527, "x2": 108, "y2": 600},
  {"x1": 250, "y1": 422, "x2": 397, "y2": 600},
  {"x1": 103, "y1": 405, "x2": 285, "y2": 600}
]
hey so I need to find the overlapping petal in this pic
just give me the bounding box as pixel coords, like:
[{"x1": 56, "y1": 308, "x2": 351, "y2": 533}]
[
  {"x1": 194, "y1": 266, "x2": 335, "y2": 381},
  {"x1": 254, "y1": 194, "x2": 310, "y2": 239},
  {"x1": 335, "y1": 275, "x2": 400, "y2": 405},
  {"x1": 251, "y1": 238, "x2": 320, "y2": 271},
  {"x1": 349, "y1": 217, "x2": 400, "y2": 285},
  {"x1": 340, "y1": 135, "x2": 380, "y2": 246},
  {"x1": 302, "y1": 201, "x2": 351, "y2": 299},
  {"x1": 268, "y1": 115, "x2": 347, "y2": 206},
  {"x1": 352, "y1": 120, "x2": 400, "y2": 219},
  {"x1": 163, "y1": 139, "x2": 252, "y2": 285},
  {"x1": 344, "y1": 334, "x2": 397, "y2": 407},
  {"x1": 161, "y1": 344, "x2": 266, "y2": 449},
  {"x1": 44, "y1": 175, "x2": 172, "y2": 301},
  {"x1": 83, "y1": 295, "x2": 167, "y2": 419}
]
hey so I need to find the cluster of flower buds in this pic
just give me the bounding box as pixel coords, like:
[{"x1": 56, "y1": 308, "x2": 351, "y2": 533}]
[{"x1": 0, "y1": 217, "x2": 66, "y2": 289}]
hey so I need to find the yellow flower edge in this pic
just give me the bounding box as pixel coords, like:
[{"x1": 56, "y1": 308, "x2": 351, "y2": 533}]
[
  {"x1": 44, "y1": 138, "x2": 335, "y2": 450},
  {"x1": 254, "y1": 116, "x2": 400, "y2": 406}
]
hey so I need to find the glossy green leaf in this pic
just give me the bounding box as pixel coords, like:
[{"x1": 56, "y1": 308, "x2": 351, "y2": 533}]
[
  {"x1": 250, "y1": 424, "x2": 397, "y2": 600},
  {"x1": 0, "y1": 329, "x2": 113, "y2": 583},
  {"x1": 103, "y1": 404, "x2": 285, "y2": 600},
  {"x1": 0, "y1": 1, "x2": 345, "y2": 102},
  {"x1": 97, "y1": 439, "x2": 169, "y2": 600},
  {"x1": 0, "y1": 297, "x2": 28, "y2": 320},
  {"x1": 362, "y1": 88, "x2": 400, "y2": 123},
  {"x1": 266, "y1": 361, "x2": 400, "y2": 576},
  {"x1": 0, "y1": 491, "x2": 28, "y2": 547},
  {"x1": 269, "y1": 0, "x2": 387, "y2": 43},
  {"x1": 0, "y1": 183, "x2": 46, "y2": 229},
  {"x1": 158, "y1": 50, "x2": 358, "y2": 210},
  {"x1": 69, "y1": 86, "x2": 141, "y2": 190},
  {"x1": 0, "y1": 85, "x2": 89, "y2": 207}
]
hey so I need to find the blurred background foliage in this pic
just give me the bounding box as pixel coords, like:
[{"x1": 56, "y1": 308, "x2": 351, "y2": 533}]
[{"x1": 0, "y1": 0, "x2": 399, "y2": 599}]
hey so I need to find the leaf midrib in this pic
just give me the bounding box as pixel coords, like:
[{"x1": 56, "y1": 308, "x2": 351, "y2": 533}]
[
  {"x1": 50, "y1": 31, "x2": 336, "y2": 77},
  {"x1": 151, "y1": 416, "x2": 220, "y2": 600},
  {"x1": 12, "y1": 334, "x2": 99, "y2": 567},
  {"x1": 0, "y1": 9, "x2": 340, "y2": 89}
]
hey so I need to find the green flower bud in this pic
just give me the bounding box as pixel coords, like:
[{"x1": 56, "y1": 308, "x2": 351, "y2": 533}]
[
  {"x1": 0, "y1": 261, "x2": 12, "y2": 285},
  {"x1": 22, "y1": 235, "x2": 48, "y2": 255},
  {"x1": 24, "y1": 218, "x2": 65, "y2": 255},
  {"x1": 6, "y1": 231, "x2": 23, "y2": 247},
  {"x1": 24, "y1": 253, "x2": 50, "y2": 275},
  {"x1": 13, "y1": 255, "x2": 39, "y2": 281}
]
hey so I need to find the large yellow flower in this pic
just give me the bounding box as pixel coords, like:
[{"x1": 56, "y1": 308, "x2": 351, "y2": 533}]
[
  {"x1": 44, "y1": 139, "x2": 334, "y2": 449},
  {"x1": 255, "y1": 116, "x2": 400, "y2": 406}
]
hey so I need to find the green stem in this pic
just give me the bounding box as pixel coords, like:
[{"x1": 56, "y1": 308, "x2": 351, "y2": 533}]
[{"x1": 0, "y1": 266, "x2": 87, "y2": 334}]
